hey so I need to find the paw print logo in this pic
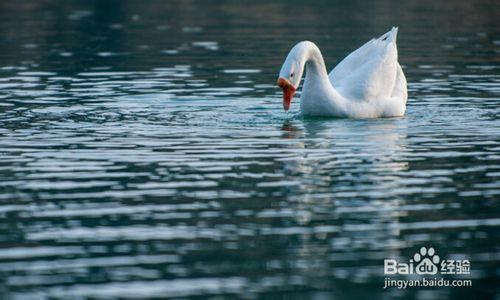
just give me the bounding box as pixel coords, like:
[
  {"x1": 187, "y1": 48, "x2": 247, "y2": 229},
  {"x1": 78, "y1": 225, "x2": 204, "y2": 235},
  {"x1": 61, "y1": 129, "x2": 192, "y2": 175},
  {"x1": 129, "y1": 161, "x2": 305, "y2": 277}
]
[{"x1": 414, "y1": 246, "x2": 440, "y2": 275}]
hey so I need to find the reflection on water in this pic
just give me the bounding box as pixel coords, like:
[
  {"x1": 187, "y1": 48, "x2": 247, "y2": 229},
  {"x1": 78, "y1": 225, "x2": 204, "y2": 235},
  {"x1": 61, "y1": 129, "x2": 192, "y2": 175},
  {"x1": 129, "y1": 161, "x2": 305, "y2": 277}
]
[{"x1": 0, "y1": 0, "x2": 499, "y2": 299}]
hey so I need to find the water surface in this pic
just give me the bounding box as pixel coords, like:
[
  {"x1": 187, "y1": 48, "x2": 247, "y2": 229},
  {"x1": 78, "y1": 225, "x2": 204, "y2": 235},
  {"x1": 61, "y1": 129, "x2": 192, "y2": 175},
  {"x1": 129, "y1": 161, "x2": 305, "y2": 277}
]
[{"x1": 0, "y1": 1, "x2": 499, "y2": 299}]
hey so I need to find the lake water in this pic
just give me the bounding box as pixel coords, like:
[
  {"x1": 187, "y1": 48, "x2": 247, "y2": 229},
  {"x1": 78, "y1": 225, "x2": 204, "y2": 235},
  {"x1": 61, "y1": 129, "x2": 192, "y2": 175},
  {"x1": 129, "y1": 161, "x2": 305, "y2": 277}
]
[{"x1": 0, "y1": 1, "x2": 499, "y2": 299}]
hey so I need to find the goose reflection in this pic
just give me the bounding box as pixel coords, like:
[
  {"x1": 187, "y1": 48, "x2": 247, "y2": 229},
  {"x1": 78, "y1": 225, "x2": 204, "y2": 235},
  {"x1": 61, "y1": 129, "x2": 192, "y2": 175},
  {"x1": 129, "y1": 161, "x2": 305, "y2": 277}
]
[
  {"x1": 280, "y1": 119, "x2": 302, "y2": 139},
  {"x1": 276, "y1": 117, "x2": 410, "y2": 285}
]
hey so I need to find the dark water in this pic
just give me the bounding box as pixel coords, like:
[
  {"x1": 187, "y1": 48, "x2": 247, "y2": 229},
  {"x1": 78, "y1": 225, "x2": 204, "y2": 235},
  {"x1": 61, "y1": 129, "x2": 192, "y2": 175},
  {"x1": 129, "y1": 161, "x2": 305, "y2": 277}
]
[{"x1": 0, "y1": 0, "x2": 499, "y2": 299}]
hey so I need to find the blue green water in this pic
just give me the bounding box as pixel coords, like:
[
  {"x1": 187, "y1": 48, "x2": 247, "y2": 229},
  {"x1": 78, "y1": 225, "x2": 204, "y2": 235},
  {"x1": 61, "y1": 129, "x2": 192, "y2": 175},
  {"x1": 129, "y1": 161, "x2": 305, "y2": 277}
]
[{"x1": 0, "y1": 1, "x2": 499, "y2": 299}]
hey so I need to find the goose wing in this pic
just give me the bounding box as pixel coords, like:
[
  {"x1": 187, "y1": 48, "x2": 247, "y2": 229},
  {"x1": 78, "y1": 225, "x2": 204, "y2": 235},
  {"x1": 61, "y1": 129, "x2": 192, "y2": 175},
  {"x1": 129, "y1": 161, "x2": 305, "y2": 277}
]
[{"x1": 329, "y1": 27, "x2": 400, "y2": 101}]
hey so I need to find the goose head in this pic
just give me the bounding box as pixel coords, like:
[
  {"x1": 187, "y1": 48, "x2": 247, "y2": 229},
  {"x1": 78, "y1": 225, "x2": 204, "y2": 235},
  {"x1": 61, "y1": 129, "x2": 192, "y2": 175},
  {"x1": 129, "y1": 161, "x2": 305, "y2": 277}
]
[{"x1": 277, "y1": 42, "x2": 308, "y2": 111}]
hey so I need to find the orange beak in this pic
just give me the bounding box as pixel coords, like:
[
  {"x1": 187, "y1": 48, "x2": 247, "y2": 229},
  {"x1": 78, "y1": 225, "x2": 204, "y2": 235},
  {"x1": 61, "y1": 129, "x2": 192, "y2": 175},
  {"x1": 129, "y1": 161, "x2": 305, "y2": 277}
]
[{"x1": 277, "y1": 77, "x2": 296, "y2": 111}]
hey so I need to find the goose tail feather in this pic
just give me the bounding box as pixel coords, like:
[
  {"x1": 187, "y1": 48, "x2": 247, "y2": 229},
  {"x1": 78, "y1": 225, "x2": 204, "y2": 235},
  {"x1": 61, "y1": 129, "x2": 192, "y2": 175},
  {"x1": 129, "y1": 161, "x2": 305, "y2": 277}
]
[{"x1": 378, "y1": 27, "x2": 398, "y2": 44}]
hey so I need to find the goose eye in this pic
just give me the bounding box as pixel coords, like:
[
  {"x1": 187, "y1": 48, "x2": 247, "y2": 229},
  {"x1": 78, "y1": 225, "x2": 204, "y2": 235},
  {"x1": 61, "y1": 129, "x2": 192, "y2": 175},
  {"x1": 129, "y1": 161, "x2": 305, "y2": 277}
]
[{"x1": 290, "y1": 72, "x2": 294, "y2": 78}]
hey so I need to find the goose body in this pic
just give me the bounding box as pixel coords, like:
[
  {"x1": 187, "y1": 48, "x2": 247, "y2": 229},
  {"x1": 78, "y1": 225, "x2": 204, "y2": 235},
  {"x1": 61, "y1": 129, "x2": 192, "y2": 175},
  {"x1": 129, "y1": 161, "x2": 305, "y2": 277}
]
[{"x1": 277, "y1": 27, "x2": 407, "y2": 118}]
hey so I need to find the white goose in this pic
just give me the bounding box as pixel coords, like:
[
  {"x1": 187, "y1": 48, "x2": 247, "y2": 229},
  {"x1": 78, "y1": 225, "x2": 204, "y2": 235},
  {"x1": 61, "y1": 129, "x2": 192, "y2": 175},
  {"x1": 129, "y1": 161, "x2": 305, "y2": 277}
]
[{"x1": 277, "y1": 27, "x2": 407, "y2": 118}]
